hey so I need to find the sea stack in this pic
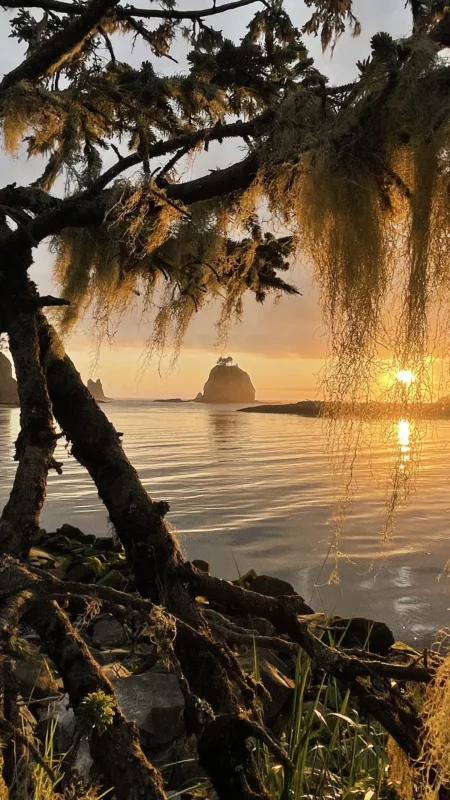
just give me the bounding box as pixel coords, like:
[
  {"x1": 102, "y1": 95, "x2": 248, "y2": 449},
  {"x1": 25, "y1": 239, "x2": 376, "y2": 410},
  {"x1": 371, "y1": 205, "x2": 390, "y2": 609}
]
[
  {"x1": 196, "y1": 357, "x2": 256, "y2": 404},
  {"x1": 0, "y1": 352, "x2": 19, "y2": 405},
  {"x1": 87, "y1": 378, "x2": 108, "y2": 402}
]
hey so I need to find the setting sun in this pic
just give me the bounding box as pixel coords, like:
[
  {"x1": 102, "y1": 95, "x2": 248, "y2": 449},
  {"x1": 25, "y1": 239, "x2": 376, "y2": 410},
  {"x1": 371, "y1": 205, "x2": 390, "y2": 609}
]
[{"x1": 396, "y1": 369, "x2": 415, "y2": 385}]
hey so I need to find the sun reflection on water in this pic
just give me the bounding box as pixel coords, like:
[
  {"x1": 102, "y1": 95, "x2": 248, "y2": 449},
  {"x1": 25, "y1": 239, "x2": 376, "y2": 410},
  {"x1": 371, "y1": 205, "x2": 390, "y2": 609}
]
[{"x1": 398, "y1": 418, "x2": 410, "y2": 470}]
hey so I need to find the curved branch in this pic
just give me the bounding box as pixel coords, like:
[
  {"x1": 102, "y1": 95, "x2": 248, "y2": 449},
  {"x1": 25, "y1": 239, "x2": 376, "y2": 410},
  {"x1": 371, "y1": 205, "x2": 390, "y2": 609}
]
[
  {"x1": 4, "y1": 152, "x2": 258, "y2": 249},
  {"x1": 184, "y1": 566, "x2": 433, "y2": 685},
  {"x1": 89, "y1": 114, "x2": 269, "y2": 194},
  {"x1": 1, "y1": 0, "x2": 262, "y2": 21}
]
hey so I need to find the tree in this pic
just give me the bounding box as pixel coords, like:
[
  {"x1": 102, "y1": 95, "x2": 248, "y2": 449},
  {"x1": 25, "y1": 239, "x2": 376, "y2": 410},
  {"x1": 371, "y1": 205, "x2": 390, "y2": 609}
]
[
  {"x1": 0, "y1": 1, "x2": 449, "y2": 798},
  {"x1": 217, "y1": 356, "x2": 234, "y2": 366}
]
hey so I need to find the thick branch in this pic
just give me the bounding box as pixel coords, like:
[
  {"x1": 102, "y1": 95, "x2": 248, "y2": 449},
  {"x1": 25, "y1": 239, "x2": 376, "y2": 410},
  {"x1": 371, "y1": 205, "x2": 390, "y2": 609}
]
[
  {"x1": 0, "y1": 275, "x2": 57, "y2": 558},
  {"x1": 17, "y1": 153, "x2": 258, "y2": 245},
  {"x1": 0, "y1": 0, "x2": 120, "y2": 94},
  {"x1": 185, "y1": 566, "x2": 433, "y2": 684},
  {"x1": 26, "y1": 595, "x2": 168, "y2": 800},
  {"x1": 36, "y1": 311, "x2": 183, "y2": 599},
  {"x1": 89, "y1": 116, "x2": 268, "y2": 194},
  {"x1": 0, "y1": 183, "x2": 62, "y2": 216},
  {"x1": 1, "y1": 0, "x2": 261, "y2": 21},
  {"x1": 21, "y1": 294, "x2": 70, "y2": 309}
]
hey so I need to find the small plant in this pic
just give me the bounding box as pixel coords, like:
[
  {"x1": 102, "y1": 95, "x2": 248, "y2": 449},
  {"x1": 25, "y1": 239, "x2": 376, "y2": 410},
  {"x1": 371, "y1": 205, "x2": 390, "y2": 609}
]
[
  {"x1": 31, "y1": 713, "x2": 114, "y2": 800},
  {"x1": 76, "y1": 691, "x2": 116, "y2": 737},
  {"x1": 254, "y1": 646, "x2": 392, "y2": 800},
  {"x1": 33, "y1": 717, "x2": 65, "y2": 800}
]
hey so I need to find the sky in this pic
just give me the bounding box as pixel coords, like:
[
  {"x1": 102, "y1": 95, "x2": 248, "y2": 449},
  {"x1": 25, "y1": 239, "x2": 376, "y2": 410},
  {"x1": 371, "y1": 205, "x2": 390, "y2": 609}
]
[{"x1": 0, "y1": 0, "x2": 412, "y2": 400}]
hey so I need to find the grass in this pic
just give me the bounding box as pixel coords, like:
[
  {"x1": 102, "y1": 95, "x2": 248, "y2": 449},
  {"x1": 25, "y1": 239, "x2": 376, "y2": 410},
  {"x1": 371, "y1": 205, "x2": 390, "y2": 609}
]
[
  {"x1": 254, "y1": 647, "x2": 394, "y2": 800},
  {"x1": 31, "y1": 715, "x2": 112, "y2": 800}
]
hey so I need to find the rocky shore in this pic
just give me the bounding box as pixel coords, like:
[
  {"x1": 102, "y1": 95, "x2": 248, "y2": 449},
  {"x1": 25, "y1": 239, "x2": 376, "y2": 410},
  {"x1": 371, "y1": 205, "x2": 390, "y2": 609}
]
[
  {"x1": 240, "y1": 399, "x2": 450, "y2": 419},
  {"x1": 13, "y1": 524, "x2": 412, "y2": 797}
]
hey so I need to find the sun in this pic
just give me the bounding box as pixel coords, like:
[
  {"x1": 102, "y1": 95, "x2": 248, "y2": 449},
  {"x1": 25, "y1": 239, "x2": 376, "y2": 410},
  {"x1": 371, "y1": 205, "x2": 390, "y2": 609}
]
[{"x1": 396, "y1": 369, "x2": 414, "y2": 385}]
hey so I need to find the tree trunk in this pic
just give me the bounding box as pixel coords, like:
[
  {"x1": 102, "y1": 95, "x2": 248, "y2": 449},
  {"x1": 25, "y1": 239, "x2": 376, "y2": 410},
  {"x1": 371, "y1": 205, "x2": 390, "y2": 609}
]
[
  {"x1": 0, "y1": 262, "x2": 56, "y2": 558},
  {"x1": 37, "y1": 312, "x2": 182, "y2": 599},
  {"x1": 26, "y1": 595, "x2": 168, "y2": 800}
]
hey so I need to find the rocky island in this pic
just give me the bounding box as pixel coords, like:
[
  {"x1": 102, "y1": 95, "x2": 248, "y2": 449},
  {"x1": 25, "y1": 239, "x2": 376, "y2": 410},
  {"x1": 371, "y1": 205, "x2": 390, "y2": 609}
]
[
  {"x1": 0, "y1": 351, "x2": 19, "y2": 405},
  {"x1": 87, "y1": 377, "x2": 109, "y2": 402},
  {"x1": 195, "y1": 357, "x2": 256, "y2": 404}
]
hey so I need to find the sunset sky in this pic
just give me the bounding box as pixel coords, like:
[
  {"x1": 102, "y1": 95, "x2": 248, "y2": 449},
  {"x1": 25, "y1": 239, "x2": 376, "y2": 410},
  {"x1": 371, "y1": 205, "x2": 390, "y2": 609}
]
[{"x1": 1, "y1": 1, "x2": 411, "y2": 400}]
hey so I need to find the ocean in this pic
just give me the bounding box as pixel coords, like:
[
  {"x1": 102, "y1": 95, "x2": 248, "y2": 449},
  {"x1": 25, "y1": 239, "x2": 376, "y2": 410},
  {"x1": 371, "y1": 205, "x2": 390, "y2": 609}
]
[{"x1": 1, "y1": 399, "x2": 450, "y2": 646}]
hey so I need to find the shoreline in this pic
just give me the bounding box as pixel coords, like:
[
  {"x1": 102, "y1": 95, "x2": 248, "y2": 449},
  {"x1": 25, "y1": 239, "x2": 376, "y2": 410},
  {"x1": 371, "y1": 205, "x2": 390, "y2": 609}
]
[{"x1": 239, "y1": 399, "x2": 450, "y2": 419}]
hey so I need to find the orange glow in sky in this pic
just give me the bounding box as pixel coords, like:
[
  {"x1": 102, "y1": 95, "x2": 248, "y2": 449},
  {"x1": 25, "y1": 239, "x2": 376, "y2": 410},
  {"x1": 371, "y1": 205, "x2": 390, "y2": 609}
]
[{"x1": 69, "y1": 345, "x2": 324, "y2": 402}]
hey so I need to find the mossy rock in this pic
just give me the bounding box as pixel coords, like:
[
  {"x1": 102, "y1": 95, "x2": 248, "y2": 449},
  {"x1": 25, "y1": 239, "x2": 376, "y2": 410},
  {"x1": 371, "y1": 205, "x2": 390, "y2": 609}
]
[
  {"x1": 97, "y1": 570, "x2": 126, "y2": 589},
  {"x1": 55, "y1": 524, "x2": 96, "y2": 545},
  {"x1": 67, "y1": 539, "x2": 90, "y2": 555},
  {"x1": 93, "y1": 537, "x2": 123, "y2": 553},
  {"x1": 32, "y1": 529, "x2": 49, "y2": 546},
  {"x1": 46, "y1": 534, "x2": 73, "y2": 553},
  {"x1": 65, "y1": 557, "x2": 103, "y2": 583}
]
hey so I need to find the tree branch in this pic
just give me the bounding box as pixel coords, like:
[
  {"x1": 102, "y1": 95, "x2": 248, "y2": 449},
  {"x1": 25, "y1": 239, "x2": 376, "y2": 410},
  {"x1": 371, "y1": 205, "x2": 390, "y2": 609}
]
[
  {"x1": 1, "y1": 0, "x2": 262, "y2": 21},
  {"x1": 89, "y1": 114, "x2": 269, "y2": 194},
  {"x1": 21, "y1": 294, "x2": 70, "y2": 309},
  {"x1": 0, "y1": 0, "x2": 120, "y2": 94},
  {"x1": 3, "y1": 152, "x2": 258, "y2": 249},
  {"x1": 184, "y1": 566, "x2": 433, "y2": 684},
  {"x1": 0, "y1": 274, "x2": 57, "y2": 559},
  {"x1": 26, "y1": 595, "x2": 169, "y2": 800}
]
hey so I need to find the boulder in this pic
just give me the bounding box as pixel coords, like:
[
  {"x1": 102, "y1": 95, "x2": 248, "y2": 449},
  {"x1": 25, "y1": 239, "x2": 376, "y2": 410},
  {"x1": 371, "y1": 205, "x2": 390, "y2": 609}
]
[
  {"x1": 28, "y1": 547, "x2": 56, "y2": 568},
  {"x1": 327, "y1": 617, "x2": 395, "y2": 656},
  {"x1": 195, "y1": 359, "x2": 255, "y2": 403},
  {"x1": 0, "y1": 352, "x2": 19, "y2": 405},
  {"x1": 111, "y1": 669, "x2": 184, "y2": 748},
  {"x1": 91, "y1": 616, "x2": 127, "y2": 649},
  {"x1": 38, "y1": 695, "x2": 75, "y2": 752},
  {"x1": 245, "y1": 574, "x2": 297, "y2": 597},
  {"x1": 54, "y1": 524, "x2": 96, "y2": 545},
  {"x1": 65, "y1": 561, "x2": 99, "y2": 584},
  {"x1": 74, "y1": 739, "x2": 94, "y2": 782},
  {"x1": 238, "y1": 648, "x2": 294, "y2": 722},
  {"x1": 97, "y1": 569, "x2": 127, "y2": 589}
]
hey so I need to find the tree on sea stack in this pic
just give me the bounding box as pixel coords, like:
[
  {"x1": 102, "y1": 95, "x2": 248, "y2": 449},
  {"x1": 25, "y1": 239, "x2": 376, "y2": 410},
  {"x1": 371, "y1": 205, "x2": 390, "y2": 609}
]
[{"x1": 1, "y1": 0, "x2": 450, "y2": 798}]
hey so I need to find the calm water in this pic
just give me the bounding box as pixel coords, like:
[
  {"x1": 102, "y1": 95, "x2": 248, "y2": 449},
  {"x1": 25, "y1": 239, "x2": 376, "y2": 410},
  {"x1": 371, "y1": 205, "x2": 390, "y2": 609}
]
[{"x1": 1, "y1": 400, "x2": 450, "y2": 645}]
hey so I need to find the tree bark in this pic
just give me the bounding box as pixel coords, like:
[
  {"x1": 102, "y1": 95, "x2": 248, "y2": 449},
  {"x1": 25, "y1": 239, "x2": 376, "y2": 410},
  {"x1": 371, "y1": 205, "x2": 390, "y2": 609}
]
[
  {"x1": 0, "y1": 264, "x2": 57, "y2": 558},
  {"x1": 37, "y1": 312, "x2": 182, "y2": 599},
  {"x1": 25, "y1": 595, "x2": 168, "y2": 800}
]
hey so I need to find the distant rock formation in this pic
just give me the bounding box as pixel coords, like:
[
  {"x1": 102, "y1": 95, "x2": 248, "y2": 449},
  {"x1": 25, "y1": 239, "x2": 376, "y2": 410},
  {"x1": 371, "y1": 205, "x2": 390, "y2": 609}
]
[
  {"x1": 87, "y1": 378, "x2": 108, "y2": 402},
  {"x1": 196, "y1": 358, "x2": 256, "y2": 404},
  {"x1": 0, "y1": 352, "x2": 19, "y2": 405}
]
